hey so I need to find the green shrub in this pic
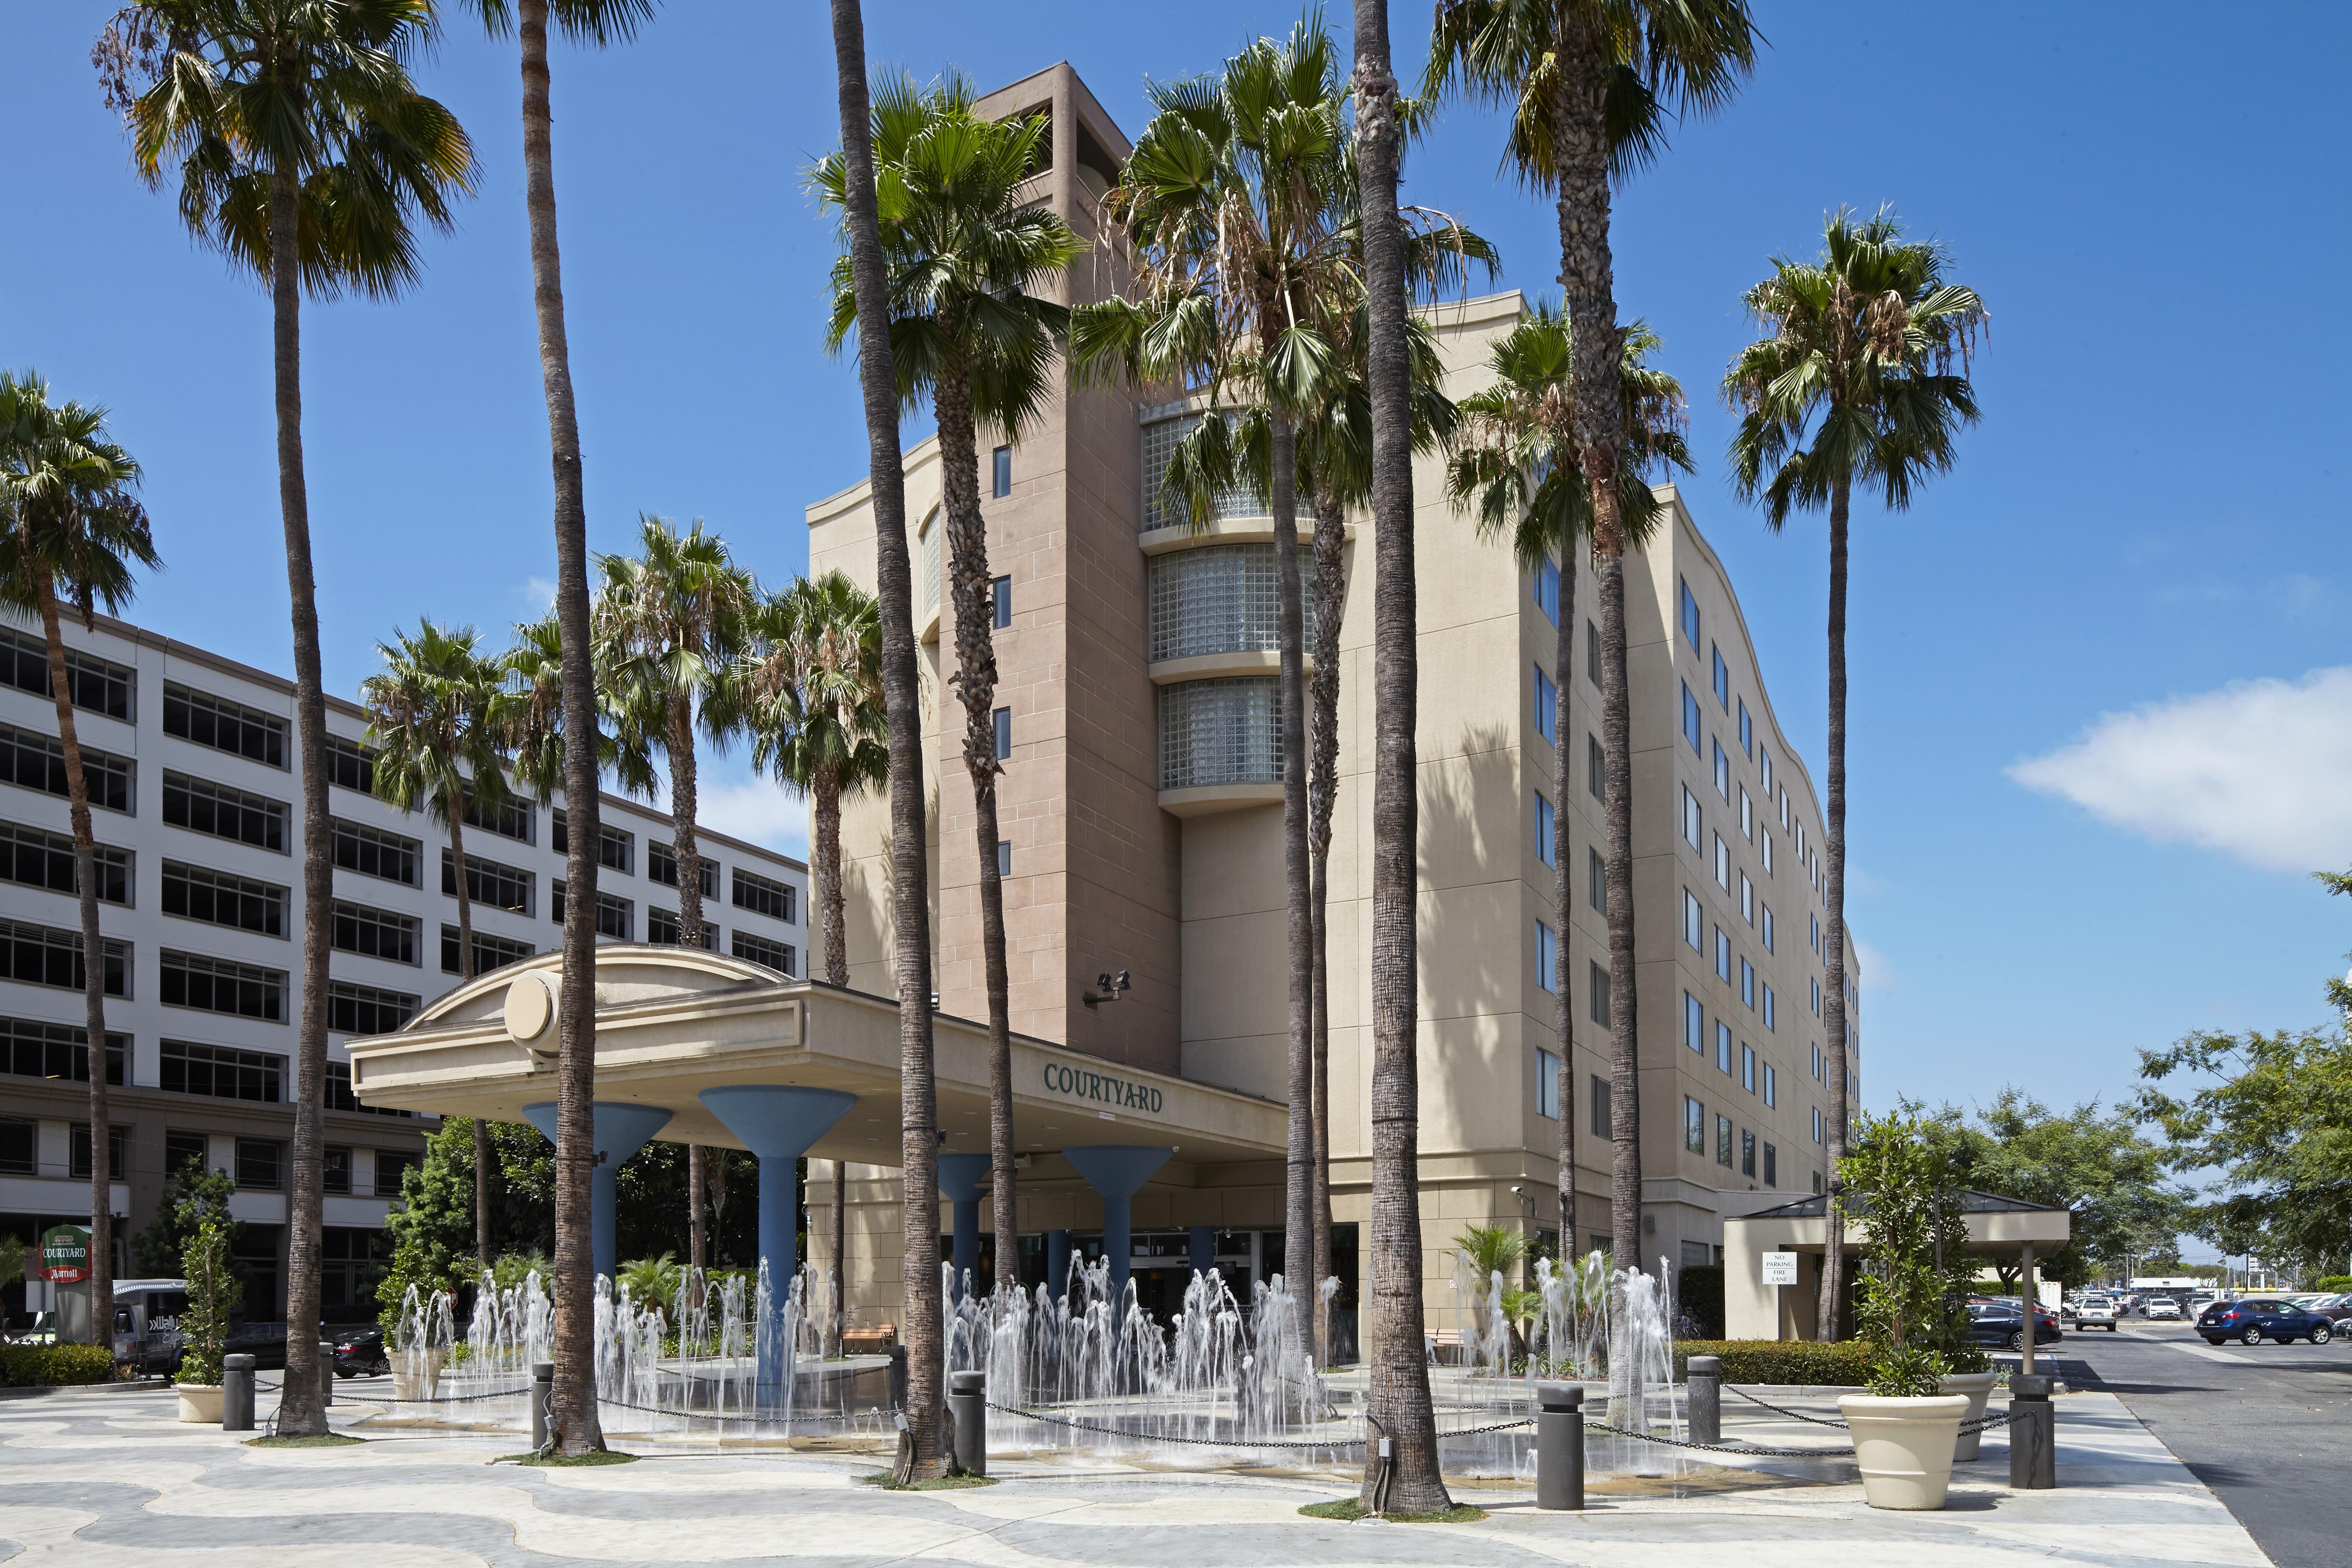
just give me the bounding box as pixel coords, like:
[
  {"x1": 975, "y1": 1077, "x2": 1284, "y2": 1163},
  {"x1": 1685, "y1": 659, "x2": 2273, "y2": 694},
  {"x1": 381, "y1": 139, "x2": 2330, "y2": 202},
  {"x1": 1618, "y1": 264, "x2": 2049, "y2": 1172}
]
[
  {"x1": 1672, "y1": 1337, "x2": 1876, "y2": 1386},
  {"x1": 2314, "y1": 1274, "x2": 2352, "y2": 1293},
  {"x1": 176, "y1": 1208, "x2": 239, "y2": 1387},
  {"x1": 0, "y1": 1343, "x2": 118, "y2": 1387}
]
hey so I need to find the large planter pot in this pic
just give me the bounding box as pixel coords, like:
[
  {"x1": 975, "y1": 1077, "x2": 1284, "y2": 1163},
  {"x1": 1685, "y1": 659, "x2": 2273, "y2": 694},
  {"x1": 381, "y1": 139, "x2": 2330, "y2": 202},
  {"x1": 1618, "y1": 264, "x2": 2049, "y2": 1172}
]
[
  {"x1": 1940, "y1": 1371, "x2": 1998, "y2": 1462},
  {"x1": 1838, "y1": 1393, "x2": 1970, "y2": 1510},
  {"x1": 390, "y1": 1349, "x2": 445, "y2": 1402},
  {"x1": 177, "y1": 1384, "x2": 224, "y2": 1424}
]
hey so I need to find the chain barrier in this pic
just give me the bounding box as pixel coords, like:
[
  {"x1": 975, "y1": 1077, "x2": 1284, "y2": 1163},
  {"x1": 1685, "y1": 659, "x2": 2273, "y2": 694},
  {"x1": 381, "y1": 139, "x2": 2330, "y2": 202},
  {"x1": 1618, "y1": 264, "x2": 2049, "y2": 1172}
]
[
  {"x1": 981, "y1": 1401, "x2": 1532, "y2": 1450},
  {"x1": 1723, "y1": 1384, "x2": 1850, "y2": 1427}
]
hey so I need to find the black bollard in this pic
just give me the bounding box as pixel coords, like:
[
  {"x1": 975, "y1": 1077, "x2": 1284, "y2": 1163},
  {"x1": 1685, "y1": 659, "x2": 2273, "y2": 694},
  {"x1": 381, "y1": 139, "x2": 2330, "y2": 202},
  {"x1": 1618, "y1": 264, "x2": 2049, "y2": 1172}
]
[
  {"x1": 318, "y1": 1340, "x2": 335, "y2": 1409},
  {"x1": 1535, "y1": 1381, "x2": 1585, "y2": 1510},
  {"x1": 222, "y1": 1354, "x2": 255, "y2": 1432},
  {"x1": 2008, "y1": 1374, "x2": 2055, "y2": 1489},
  {"x1": 1687, "y1": 1355, "x2": 1722, "y2": 1447},
  {"x1": 948, "y1": 1370, "x2": 987, "y2": 1477},
  {"x1": 531, "y1": 1362, "x2": 553, "y2": 1450}
]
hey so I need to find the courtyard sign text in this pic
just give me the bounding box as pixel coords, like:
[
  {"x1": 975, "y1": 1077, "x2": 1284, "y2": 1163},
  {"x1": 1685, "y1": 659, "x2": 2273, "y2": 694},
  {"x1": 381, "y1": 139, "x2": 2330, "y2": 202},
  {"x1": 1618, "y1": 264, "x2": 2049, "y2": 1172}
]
[{"x1": 1041, "y1": 1061, "x2": 1164, "y2": 1116}]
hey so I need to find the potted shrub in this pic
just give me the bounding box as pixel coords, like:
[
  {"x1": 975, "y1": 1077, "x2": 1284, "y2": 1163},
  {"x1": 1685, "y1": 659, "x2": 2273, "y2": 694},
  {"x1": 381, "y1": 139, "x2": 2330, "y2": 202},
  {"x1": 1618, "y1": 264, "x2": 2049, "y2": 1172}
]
[
  {"x1": 173, "y1": 1205, "x2": 237, "y2": 1424},
  {"x1": 1835, "y1": 1111, "x2": 1973, "y2": 1509}
]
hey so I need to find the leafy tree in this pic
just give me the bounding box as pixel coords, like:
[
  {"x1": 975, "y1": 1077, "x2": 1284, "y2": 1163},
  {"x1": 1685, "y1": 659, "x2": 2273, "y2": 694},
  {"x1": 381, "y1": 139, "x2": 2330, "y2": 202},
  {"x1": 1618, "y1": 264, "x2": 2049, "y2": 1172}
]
[
  {"x1": 1725, "y1": 207, "x2": 1987, "y2": 1332},
  {"x1": 0, "y1": 369, "x2": 160, "y2": 1347},
  {"x1": 100, "y1": 0, "x2": 475, "y2": 1437},
  {"x1": 172, "y1": 1173, "x2": 239, "y2": 1386},
  {"x1": 1839, "y1": 1109, "x2": 1972, "y2": 1396}
]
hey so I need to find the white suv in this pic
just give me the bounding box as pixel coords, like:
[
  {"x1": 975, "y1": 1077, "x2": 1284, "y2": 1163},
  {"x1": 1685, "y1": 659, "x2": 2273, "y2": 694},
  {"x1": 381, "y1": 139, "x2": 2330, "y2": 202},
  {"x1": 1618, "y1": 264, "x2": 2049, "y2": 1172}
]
[
  {"x1": 2074, "y1": 1295, "x2": 2120, "y2": 1331},
  {"x1": 2145, "y1": 1296, "x2": 2184, "y2": 1321}
]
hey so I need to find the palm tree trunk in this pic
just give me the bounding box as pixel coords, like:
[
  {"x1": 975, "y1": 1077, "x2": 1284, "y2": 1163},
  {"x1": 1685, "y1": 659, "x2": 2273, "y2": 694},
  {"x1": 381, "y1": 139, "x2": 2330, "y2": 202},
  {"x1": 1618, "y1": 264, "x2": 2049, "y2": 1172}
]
[
  {"x1": 34, "y1": 574, "x2": 113, "y2": 1350},
  {"x1": 830, "y1": 1159, "x2": 848, "y2": 1347},
  {"x1": 1270, "y1": 411, "x2": 1313, "y2": 1322},
  {"x1": 668, "y1": 697, "x2": 708, "y2": 1280},
  {"x1": 816, "y1": 764, "x2": 847, "y2": 986},
  {"x1": 450, "y1": 811, "x2": 490, "y2": 1289},
  {"x1": 932, "y1": 350, "x2": 1017, "y2": 1300},
  {"x1": 517, "y1": 0, "x2": 604, "y2": 1453},
  {"x1": 689, "y1": 1143, "x2": 707, "y2": 1272},
  {"x1": 1350, "y1": 4, "x2": 1448, "y2": 1514},
  {"x1": 269, "y1": 162, "x2": 330, "y2": 1439},
  {"x1": 1817, "y1": 472, "x2": 1852, "y2": 1341},
  {"x1": 1308, "y1": 489, "x2": 1344, "y2": 1364},
  {"x1": 1552, "y1": 548, "x2": 1576, "y2": 1266},
  {"x1": 831, "y1": 0, "x2": 942, "y2": 1480}
]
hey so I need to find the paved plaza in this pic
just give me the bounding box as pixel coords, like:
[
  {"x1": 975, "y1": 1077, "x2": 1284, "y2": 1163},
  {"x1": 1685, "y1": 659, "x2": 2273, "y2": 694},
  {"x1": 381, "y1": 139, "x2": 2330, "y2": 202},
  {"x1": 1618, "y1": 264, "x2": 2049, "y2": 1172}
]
[{"x1": 0, "y1": 1378, "x2": 2273, "y2": 1568}]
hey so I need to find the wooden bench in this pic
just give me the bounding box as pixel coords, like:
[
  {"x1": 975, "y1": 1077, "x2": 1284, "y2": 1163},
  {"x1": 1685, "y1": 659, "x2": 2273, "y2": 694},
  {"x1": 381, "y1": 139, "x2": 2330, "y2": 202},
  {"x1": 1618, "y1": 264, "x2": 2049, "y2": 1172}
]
[{"x1": 842, "y1": 1324, "x2": 896, "y2": 1356}]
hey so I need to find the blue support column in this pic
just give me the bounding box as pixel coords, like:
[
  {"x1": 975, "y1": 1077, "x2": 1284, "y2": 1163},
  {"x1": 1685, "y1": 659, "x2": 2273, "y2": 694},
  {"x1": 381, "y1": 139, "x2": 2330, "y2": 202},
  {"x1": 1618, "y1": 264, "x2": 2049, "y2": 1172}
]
[
  {"x1": 1047, "y1": 1229, "x2": 1072, "y2": 1304},
  {"x1": 1187, "y1": 1225, "x2": 1214, "y2": 1280},
  {"x1": 521, "y1": 1101, "x2": 674, "y2": 1283},
  {"x1": 1061, "y1": 1145, "x2": 1172, "y2": 1311},
  {"x1": 938, "y1": 1153, "x2": 991, "y2": 1301},
  {"x1": 698, "y1": 1086, "x2": 857, "y2": 1404}
]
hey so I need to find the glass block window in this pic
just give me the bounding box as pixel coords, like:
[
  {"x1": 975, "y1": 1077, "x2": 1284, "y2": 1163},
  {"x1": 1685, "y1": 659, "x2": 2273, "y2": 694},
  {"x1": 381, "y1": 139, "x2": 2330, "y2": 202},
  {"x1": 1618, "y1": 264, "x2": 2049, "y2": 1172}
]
[
  {"x1": 1159, "y1": 677, "x2": 1280, "y2": 789},
  {"x1": 0, "y1": 723, "x2": 134, "y2": 813},
  {"x1": 1139, "y1": 415, "x2": 1295, "y2": 531},
  {"x1": 1147, "y1": 544, "x2": 1315, "y2": 663}
]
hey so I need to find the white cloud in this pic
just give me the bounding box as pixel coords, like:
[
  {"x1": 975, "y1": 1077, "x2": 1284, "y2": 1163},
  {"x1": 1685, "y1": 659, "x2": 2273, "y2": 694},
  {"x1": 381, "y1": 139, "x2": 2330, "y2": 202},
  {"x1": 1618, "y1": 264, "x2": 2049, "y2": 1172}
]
[
  {"x1": 2007, "y1": 666, "x2": 2352, "y2": 873},
  {"x1": 693, "y1": 777, "x2": 809, "y2": 861},
  {"x1": 520, "y1": 577, "x2": 557, "y2": 613},
  {"x1": 1851, "y1": 939, "x2": 1895, "y2": 995}
]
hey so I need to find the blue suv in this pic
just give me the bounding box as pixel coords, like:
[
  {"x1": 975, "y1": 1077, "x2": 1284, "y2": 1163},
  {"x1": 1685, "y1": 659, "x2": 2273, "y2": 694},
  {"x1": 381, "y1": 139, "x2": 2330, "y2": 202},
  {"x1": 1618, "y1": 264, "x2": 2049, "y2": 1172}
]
[{"x1": 2198, "y1": 1299, "x2": 2334, "y2": 1346}]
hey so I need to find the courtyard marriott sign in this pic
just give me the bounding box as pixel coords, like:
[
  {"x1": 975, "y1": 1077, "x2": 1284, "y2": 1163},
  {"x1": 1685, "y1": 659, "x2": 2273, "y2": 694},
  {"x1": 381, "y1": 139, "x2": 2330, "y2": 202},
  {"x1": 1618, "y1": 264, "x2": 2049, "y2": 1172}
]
[{"x1": 1041, "y1": 1060, "x2": 1164, "y2": 1116}]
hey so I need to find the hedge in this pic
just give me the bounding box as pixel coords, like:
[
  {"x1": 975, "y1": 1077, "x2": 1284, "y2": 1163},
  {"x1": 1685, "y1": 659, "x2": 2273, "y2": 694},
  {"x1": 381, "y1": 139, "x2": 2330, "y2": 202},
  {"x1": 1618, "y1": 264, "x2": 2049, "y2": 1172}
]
[
  {"x1": 2313, "y1": 1274, "x2": 2352, "y2": 1293},
  {"x1": 0, "y1": 1343, "x2": 118, "y2": 1388},
  {"x1": 1671, "y1": 1338, "x2": 1875, "y2": 1387}
]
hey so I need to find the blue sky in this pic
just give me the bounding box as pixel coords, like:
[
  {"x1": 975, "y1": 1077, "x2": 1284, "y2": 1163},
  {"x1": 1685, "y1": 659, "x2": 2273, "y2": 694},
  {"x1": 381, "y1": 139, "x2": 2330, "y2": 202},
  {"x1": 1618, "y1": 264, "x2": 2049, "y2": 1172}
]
[{"x1": 7, "y1": 3, "x2": 2349, "y2": 1173}]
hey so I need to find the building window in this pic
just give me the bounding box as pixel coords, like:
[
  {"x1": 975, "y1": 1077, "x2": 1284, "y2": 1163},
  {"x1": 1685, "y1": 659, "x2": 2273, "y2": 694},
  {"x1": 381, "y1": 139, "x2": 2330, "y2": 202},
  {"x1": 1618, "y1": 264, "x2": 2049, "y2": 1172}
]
[
  {"x1": 1739, "y1": 872, "x2": 1754, "y2": 924},
  {"x1": 646, "y1": 908, "x2": 717, "y2": 950},
  {"x1": 1740, "y1": 956, "x2": 1756, "y2": 1008},
  {"x1": 1741, "y1": 1043, "x2": 1756, "y2": 1092},
  {"x1": 325, "y1": 1061, "x2": 411, "y2": 1117},
  {"x1": 1, "y1": 818, "x2": 132, "y2": 904},
  {"x1": 731, "y1": 868, "x2": 795, "y2": 923},
  {"x1": 1586, "y1": 620, "x2": 1601, "y2": 687},
  {"x1": 327, "y1": 979, "x2": 417, "y2": 1036},
  {"x1": 1764, "y1": 1142, "x2": 1778, "y2": 1187},
  {"x1": 1587, "y1": 734, "x2": 1603, "y2": 800},
  {"x1": 321, "y1": 735, "x2": 376, "y2": 794},
  {"x1": 163, "y1": 772, "x2": 287, "y2": 852},
  {"x1": 0, "y1": 1118, "x2": 30, "y2": 1175},
  {"x1": 1159, "y1": 677, "x2": 1280, "y2": 788},
  {"x1": 1712, "y1": 739, "x2": 1729, "y2": 799},
  {"x1": 1677, "y1": 577, "x2": 1699, "y2": 651},
  {"x1": 994, "y1": 706, "x2": 1012, "y2": 761},
  {"x1": 1812, "y1": 1041, "x2": 1823, "y2": 1080},
  {"x1": 1683, "y1": 990, "x2": 1702, "y2": 1051},
  {"x1": 1684, "y1": 1096, "x2": 1705, "y2": 1154},
  {"x1": 646, "y1": 840, "x2": 719, "y2": 897},
  {"x1": 1811, "y1": 978, "x2": 1821, "y2": 1016},
  {"x1": 1760, "y1": 747, "x2": 1774, "y2": 798},
  {"x1": 731, "y1": 930, "x2": 795, "y2": 975},
  {"x1": 550, "y1": 881, "x2": 632, "y2": 940},
  {"x1": 162, "y1": 1037, "x2": 283, "y2": 1101},
  {"x1": 459, "y1": 788, "x2": 533, "y2": 845},
  {"x1": 1761, "y1": 829, "x2": 1774, "y2": 876},
  {"x1": 1588, "y1": 961, "x2": 1609, "y2": 1028},
  {"x1": 1534, "y1": 555, "x2": 1560, "y2": 623},
  {"x1": 375, "y1": 1151, "x2": 419, "y2": 1199},
  {"x1": 996, "y1": 839, "x2": 1012, "y2": 878},
  {"x1": 443, "y1": 849, "x2": 533, "y2": 916},
  {"x1": 69, "y1": 1122, "x2": 130, "y2": 1181},
  {"x1": 1741, "y1": 1129, "x2": 1756, "y2": 1177},
  {"x1": 2, "y1": 917, "x2": 128, "y2": 997},
  {"x1": 1681, "y1": 786, "x2": 1701, "y2": 850},
  {"x1": 330, "y1": 819, "x2": 419, "y2": 885},
  {"x1": 992, "y1": 444, "x2": 1012, "y2": 498},
  {"x1": 1717, "y1": 1114, "x2": 1734, "y2": 1167},
  {"x1": 323, "y1": 1146, "x2": 351, "y2": 1194},
  {"x1": 1535, "y1": 921, "x2": 1557, "y2": 993},
  {"x1": 1739, "y1": 787, "x2": 1753, "y2": 841},
  {"x1": 1714, "y1": 927, "x2": 1730, "y2": 982},
  {"x1": 0, "y1": 723, "x2": 135, "y2": 813},
  {"x1": 0, "y1": 626, "x2": 135, "y2": 719},
  {"x1": 993, "y1": 574, "x2": 1012, "y2": 629},
  {"x1": 1680, "y1": 682, "x2": 1701, "y2": 752},
  {"x1": 597, "y1": 824, "x2": 634, "y2": 872},
  {"x1": 235, "y1": 1137, "x2": 281, "y2": 1190},
  {"x1": 1764, "y1": 1063, "x2": 1777, "y2": 1107},
  {"x1": 1682, "y1": 888, "x2": 1701, "y2": 950},
  {"x1": 162, "y1": 861, "x2": 284, "y2": 937},
  {"x1": 1711, "y1": 645, "x2": 1729, "y2": 708},
  {"x1": 1535, "y1": 793, "x2": 1555, "y2": 868},
  {"x1": 1738, "y1": 699, "x2": 1752, "y2": 757},
  {"x1": 164, "y1": 682, "x2": 286, "y2": 768},
  {"x1": 1588, "y1": 848, "x2": 1606, "y2": 913},
  {"x1": 1, "y1": 1016, "x2": 126, "y2": 1085},
  {"x1": 331, "y1": 900, "x2": 419, "y2": 965},
  {"x1": 1813, "y1": 1168, "x2": 1824, "y2": 1194},
  {"x1": 1779, "y1": 785, "x2": 1790, "y2": 830},
  {"x1": 161, "y1": 950, "x2": 284, "y2": 1021},
  {"x1": 442, "y1": 925, "x2": 533, "y2": 975},
  {"x1": 1535, "y1": 666, "x2": 1558, "y2": 744},
  {"x1": 1591, "y1": 1076, "x2": 1612, "y2": 1139},
  {"x1": 1762, "y1": 905, "x2": 1775, "y2": 953},
  {"x1": 1714, "y1": 832, "x2": 1730, "y2": 890},
  {"x1": 1716, "y1": 1019, "x2": 1731, "y2": 1075},
  {"x1": 1763, "y1": 985, "x2": 1776, "y2": 1030},
  {"x1": 1536, "y1": 1047, "x2": 1560, "y2": 1119},
  {"x1": 1148, "y1": 544, "x2": 1317, "y2": 661}
]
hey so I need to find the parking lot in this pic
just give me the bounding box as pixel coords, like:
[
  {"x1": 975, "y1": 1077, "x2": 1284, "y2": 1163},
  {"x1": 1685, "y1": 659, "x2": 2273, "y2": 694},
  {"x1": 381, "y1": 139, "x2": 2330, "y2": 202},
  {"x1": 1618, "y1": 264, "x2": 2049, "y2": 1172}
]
[{"x1": 2024, "y1": 1315, "x2": 2352, "y2": 1568}]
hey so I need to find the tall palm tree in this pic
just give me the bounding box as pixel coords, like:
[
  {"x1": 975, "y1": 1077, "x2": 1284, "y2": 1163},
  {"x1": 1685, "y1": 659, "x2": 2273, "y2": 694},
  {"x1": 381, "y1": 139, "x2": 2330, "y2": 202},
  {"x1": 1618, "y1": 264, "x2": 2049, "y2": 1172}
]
[
  {"x1": 0, "y1": 371, "x2": 160, "y2": 1351},
  {"x1": 502, "y1": 610, "x2": 657, "y2": 805},
  {"x1": 1724, "y1": 207, "x2": 1985, "y2": 1340},
  {"x1": 814, "y1": 78, "x2": 1078, "y2": 1292},
  {"x1": 1425, "y1": 0, "x2": 1756, "y2": 1282},
  {"x1": 101, "y1": 0, "x2": 473, "y2": 1438},
  {"x1": 731, "y1": 570, "x2": 886, "y2": 1341},
  {"x1": 360, "y1": 621, "x2": 516, "y2": 1289},
  {"x1": 454, "y1": 0, "x2": 656, "y2": 1455},
  {"x1": 593, "y1": 514, "x2": 755, "y2": 1275},
  {"x1": 824, "y1": 0, "x2": 941, "y2": 1479},
  {"x1": 1445, "y1": 306, "x2": 1691, "y2": 1285}
]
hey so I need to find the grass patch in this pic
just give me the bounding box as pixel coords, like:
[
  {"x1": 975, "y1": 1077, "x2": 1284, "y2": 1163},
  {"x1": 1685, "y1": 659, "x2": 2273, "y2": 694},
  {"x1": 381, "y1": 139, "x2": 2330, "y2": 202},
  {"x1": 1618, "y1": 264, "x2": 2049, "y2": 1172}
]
[
  {"x1": 861, "y1": 1470, "x2": 1000, "y2": 1491},
  {"x1": 244, "y1": 1433, "x2": 367, "y2": 1449},
  {"x1": 495, "y1": 1448, "x2": 640, "y2": 1466},
  {"x1": 1299, "y1": 1498, "x2": 1488, "y2": 1524}
]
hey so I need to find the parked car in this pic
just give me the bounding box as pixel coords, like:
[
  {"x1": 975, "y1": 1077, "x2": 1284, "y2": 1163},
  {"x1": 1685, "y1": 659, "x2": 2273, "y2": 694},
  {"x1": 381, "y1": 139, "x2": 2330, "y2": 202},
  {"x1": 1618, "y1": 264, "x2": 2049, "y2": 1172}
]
[
  {"x1": 1966, "y1": 1302, "x2": 2063, "y2": 1350},
  {"x1": 2144, "y1": 1296, "x2": 2184, "y2": 1321},
  {"x1": 2199, "y1": 1299, "x2": 2334, "y2": 1346},
  {"x1": 332, "y1": 1325, "x2": 390, "y2": 1379},
  {"x1": 2073, "y1": 1295, "x2": 2120, "y2": 1331},
  {"x1": 109, "y1": 1280, "x2": 191, "y2": 1374},
  {"x1": 2301, "y1": 1292, "x2": 2352, "y2": 1326}
]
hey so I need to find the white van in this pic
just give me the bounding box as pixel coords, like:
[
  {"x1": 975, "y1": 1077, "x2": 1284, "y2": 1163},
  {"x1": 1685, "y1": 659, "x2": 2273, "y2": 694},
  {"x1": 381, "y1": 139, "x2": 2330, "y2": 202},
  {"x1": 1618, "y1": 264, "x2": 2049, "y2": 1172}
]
[{"x1": 108, "y1": 1280, "x2": 191, "y2": 1374}]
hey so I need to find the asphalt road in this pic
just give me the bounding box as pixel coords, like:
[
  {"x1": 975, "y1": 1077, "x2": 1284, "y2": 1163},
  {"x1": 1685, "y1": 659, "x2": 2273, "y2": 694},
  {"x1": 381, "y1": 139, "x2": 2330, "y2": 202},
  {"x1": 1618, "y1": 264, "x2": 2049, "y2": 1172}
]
[{"x1": 2019, "y1": 1316, "x2": 2352, "y2": 1568}]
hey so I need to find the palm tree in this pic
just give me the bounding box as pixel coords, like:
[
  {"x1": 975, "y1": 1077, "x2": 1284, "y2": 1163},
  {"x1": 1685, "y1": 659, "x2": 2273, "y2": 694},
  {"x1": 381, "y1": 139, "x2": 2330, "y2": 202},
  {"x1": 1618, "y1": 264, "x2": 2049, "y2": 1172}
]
[
  {"x1": 452, "y1": 0, "x2": 656, "y2": 1456},
  {"x1": 101, "y1": 0, "x2": 474, "y2": 1438},
  {"x1": 824, "y1": 0, "x2": 942, "y2": 1480},
  {"x1": 1347, "y1": 0, "x2": 1448, "y2": 1515},
  {"x1": 593, "y1": 514, "x2": 755, "y2": 1276},
  {"x1": 502, "y1": 610, "x2": 657, "y2": 804},
  {"x1": 1444, "y1": 305, "x2": 1690, "y2": 1307},
  {"x1": 0, "y1": 371, "x2": 160, "y2": 1352},
  {"x1": 814, "y1": 78, "x2": 1078, "y2": 1293},
  {"x1": 1425, "y1": 0, "x2": 1756, "y2": 1285},
  {"x1": 731, "y1": 571, "x2": 886, "y2": 1341},
  {"x1": 1724, "y1": 207, "x2": 1985, "y2": 1340},
  {"x1": 360, "y1": 621, "x2": 516, "y2": 1290}
]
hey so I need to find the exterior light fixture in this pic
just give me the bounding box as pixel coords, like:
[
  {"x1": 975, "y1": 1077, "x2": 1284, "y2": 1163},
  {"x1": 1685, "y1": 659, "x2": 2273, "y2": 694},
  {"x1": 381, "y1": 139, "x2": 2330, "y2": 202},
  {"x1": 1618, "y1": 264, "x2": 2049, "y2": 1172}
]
[{"x1": 1083, "y1": 969, "x2": 1132, "y2": 1009}]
